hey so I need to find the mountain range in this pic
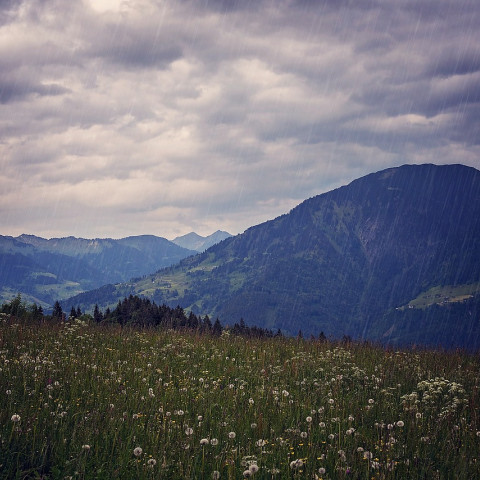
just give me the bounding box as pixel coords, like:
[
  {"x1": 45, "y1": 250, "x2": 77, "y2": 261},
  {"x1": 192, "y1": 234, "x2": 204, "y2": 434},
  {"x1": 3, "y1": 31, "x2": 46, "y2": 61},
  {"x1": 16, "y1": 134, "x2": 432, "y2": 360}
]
[
  {"x1": 62, "y1": 164, "x2": 480, "y2": 349},
  {"x1": 0, "y1": 235, "x2": 198, "y2": 307},
  {"x1": 171, "y1": 231, "x2": 232, "y2": 252}
]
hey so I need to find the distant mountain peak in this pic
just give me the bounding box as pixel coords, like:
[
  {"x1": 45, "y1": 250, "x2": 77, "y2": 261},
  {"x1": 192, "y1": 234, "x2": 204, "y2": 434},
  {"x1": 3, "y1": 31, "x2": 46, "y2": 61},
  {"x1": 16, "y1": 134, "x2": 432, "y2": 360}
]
[{"x1": 172, "y1": 230, "x2": 232, "y2": 252}]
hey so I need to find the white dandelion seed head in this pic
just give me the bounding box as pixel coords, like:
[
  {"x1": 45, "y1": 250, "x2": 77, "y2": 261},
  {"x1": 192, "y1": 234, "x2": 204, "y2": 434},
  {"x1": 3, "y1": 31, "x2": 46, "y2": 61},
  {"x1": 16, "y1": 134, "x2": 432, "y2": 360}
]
[
  {"x1": 306, "y1": 416, "x2": 313, "y2": 423},
  {"x1": 11, "y1": 414, "x2": 21, "y2": 423},
  {"x1": 290, "y1": 459, "x2": 304, "y2": 469},
  {"x1": 228, "y1": 431, "x2": 236, "y2": 439},
  {"x1": 200, "y1": 438, "x2": 209, "y2": 445},
  {"x1": 133, "y1": 447, "x2": 143, "y2": 457},
  {"x1": 211, "y1": 438, "x2": 219, "y2": 446}
]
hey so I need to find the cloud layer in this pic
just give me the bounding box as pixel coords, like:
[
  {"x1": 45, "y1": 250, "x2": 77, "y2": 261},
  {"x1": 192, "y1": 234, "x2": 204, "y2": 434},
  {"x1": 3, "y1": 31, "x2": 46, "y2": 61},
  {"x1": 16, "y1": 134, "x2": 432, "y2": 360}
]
[{"x1": 1, "y1": 0, "x2": 479, "y2": 239}]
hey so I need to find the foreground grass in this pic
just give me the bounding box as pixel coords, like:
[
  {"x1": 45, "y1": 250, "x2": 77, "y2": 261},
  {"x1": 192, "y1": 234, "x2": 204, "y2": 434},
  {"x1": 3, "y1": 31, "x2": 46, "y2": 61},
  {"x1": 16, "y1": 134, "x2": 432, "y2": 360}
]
[{"x1": 1, "y1": 317, "x2": 479, "y2": 479}]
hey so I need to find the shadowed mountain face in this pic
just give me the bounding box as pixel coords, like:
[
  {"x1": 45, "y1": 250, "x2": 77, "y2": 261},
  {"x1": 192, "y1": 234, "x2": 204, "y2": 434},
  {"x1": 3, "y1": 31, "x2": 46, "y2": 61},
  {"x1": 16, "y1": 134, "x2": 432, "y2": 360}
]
[
  {"x1": 0, "y1": 235, "x2": 196, "y2": 307},
  {"x1": 64, "y1": 164, "x2": 480, "y2": 348}
]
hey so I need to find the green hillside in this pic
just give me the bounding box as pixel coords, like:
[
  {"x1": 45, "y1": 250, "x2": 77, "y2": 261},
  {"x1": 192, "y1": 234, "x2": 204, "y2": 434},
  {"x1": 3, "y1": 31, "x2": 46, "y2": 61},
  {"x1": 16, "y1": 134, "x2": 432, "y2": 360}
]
[{"x1": 64, "y1": 164, "x2": 480, "y2": 349}]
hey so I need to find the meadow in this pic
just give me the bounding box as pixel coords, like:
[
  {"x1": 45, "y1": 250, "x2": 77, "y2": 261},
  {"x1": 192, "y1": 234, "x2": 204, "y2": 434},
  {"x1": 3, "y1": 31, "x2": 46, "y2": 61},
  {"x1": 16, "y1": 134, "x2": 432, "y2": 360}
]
[{"x1": 1, "y1": 315, "x2": 479, "y2": 479}]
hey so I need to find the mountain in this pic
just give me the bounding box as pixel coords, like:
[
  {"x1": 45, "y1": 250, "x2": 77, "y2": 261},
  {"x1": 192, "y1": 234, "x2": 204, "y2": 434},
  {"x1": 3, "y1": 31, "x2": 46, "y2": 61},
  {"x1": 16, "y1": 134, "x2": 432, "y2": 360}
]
[
  {"x1": 62, "y1": 164, "x2": 480, "y2": 349},
  {"x1": 172, "y1": 230, "x2": 232, "y2": 252},
  {"x1": 0, "y1": 235, "x2": 196, "y2": 308}
]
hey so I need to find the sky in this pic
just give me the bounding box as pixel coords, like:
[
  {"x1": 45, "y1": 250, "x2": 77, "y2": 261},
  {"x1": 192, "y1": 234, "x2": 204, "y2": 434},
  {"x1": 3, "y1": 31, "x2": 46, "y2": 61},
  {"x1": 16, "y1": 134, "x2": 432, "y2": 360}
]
[{"x1": 1, "y1": 0, "x2": 479, "y2": 240}]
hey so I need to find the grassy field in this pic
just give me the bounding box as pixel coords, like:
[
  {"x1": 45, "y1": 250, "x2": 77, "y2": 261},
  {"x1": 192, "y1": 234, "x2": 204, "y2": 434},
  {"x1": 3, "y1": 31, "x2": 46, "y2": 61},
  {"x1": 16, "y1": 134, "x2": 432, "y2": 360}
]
[
  {"x1": 403, "y1": 283, "x2": 480, "y2": 309},
  {"x1": 1, "y1": 316, "x2": 479, "y2": 479}
]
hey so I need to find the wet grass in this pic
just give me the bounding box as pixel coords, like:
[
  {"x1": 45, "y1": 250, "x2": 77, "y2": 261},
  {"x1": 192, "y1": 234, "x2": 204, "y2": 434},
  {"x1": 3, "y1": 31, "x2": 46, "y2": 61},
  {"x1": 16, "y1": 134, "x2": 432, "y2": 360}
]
[{"x1": 1, "y1": 316, "x2": 479, "y2": 479}]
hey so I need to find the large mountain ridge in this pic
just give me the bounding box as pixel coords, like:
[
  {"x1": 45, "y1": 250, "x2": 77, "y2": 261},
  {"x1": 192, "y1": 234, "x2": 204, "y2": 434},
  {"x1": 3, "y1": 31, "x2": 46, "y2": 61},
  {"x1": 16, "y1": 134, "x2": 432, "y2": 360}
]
[
  {"x1": 62, "y1": 164, "x2": 480, "y2": 348},
  {"x1": 0, "y1": 234, "x2": 197, "y2": 307}
]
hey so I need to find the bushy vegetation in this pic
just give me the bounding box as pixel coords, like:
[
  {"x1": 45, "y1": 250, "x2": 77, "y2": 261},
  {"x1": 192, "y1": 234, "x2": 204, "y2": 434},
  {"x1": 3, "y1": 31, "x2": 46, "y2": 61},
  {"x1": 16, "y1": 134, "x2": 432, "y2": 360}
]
[{"x1": 1, "y1": 312, "x2": 479, "y2": 479}]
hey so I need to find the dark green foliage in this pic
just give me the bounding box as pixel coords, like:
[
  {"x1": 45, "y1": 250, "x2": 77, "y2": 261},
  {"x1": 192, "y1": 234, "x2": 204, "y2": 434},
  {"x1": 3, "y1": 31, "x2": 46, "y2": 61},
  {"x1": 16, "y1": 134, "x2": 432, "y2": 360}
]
[{"x1": 52, "y1": 300, "x2": 63, "y2": 319}]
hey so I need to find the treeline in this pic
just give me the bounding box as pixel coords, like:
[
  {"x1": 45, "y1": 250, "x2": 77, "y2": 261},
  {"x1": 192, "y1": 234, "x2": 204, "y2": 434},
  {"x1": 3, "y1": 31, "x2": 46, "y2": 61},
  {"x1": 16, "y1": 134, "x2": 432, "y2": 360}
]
[{"x1": 1, "y1": 294, "x2": 281, "y2": 340}]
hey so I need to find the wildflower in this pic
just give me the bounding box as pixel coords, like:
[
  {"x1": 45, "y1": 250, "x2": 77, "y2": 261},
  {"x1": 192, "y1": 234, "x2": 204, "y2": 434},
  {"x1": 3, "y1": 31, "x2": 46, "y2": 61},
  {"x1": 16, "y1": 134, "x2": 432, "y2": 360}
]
[
  {"x1": 200, "y1": 438, "x2": 209, "y2": 445},
  {"x1": 243, "y1": 470, "x2": 252, "y2": 477},
  {"x1": 250, "y1": 423, "x2": 257, "y2": 429},
  {"x1": 256, "y1": 439, "x2": 266, "y2": 447},
  {"x1": 368, "y1": 399, "x2": 374, "y2": 404},
  {"x1": 133, "y1": 447, "x2": 143, "y2": 457},
  {"x1": 290, "y1": 459, "x2": 304, "y2": 469},
  {"x1": 185, "y1": 427, "x2": 194, "y2": 435},
  {"x1": 212, "y1": 471, "x2": 220, "y2": 479},
  {"x1": 328, "y1": 398, "x2": 335, "y2": 405},
  {"x1": 249, "y1": 398, "x2": 254, "y2": 405},
  {"x1": 249, "y1": 464, "x2": 259, "y2": 474},
  {"x1": 11, "y1": 414, "x2": 21, "y2": 423},
  {"x1": 318, "y1": 467, "x2": 326, "y2": 474},
  {"x1": 211, "y1": 438, "x2": 219, "y2": 446},
  {"x1": 147, "y1": 458, "x2": 157, "y2": 467},
  {"x1": 228, "y1": 431, "x2": 236, "y2": 439},
  {"x1": 319, "y1": 422, "x2": 326, "y2": 428},
  {"x1": 300, "y1": 431, "x2": 308, "y2": 438},
  {"x1": 81, "y1": 444, "x2": 90, "y2": 451},
  {"x1": 396, "y1": 420, "x2": 404, "y2": 427},
  {"x1": 198, "y1": 415, "x2": 203, "y2": 421},
  {"x1": 306, "y1": 416, "x2": 313, "y2": 423}
]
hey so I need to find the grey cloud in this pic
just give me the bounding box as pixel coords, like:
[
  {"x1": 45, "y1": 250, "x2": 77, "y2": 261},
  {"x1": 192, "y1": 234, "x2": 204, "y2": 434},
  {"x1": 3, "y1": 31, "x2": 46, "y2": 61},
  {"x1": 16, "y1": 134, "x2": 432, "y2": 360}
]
[
  {"x1": 0, "y1": 77, "x2": 69, "y2": 104},
  {"x1": 0, "y1": 0, "x2": 479, "y2": 239}
]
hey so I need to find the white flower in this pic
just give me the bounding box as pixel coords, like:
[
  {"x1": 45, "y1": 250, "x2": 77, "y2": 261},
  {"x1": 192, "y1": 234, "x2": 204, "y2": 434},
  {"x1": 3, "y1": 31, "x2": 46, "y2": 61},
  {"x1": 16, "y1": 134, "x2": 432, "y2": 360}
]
[
  {"x1": 368, "y1": 398, "x2": 374, "y2": 404},
  {"x1": 133, "y1": 447, "x2": 143, "y2": 457},
  {"x1": 318, "y1": 467, "x2": 326, "y2": 474},
  {"x1": 300, "y1": 431, "x2": 308, "y2": 438},
  {"x1": 396, "y1": 420, "x2": 404, "y2": 427},
  {"x1": 211, "y1": 438, "x2": 219, "y2": 446},
  {"x1": 306, "y1": 416, "x2": 313, "y2": 423},
  {"x1": 249, "y1": 464, "x2": 259, "y2": 474},
  {"x1": 319, "y1": 422, "x2": 326, "y2": 428},
  {"x1": 200, "y1": 438, "x2": 209, "y2": 445},
  {"x1": 147, "y1": 458, "x2": 157, "y2": 467},
  {"x1": 255, "y1": 439, "x2": 266, "y2": 447},
  {"x1": 81, "y1": 444, "x2": 90, "y2": 451},
  {"x1": 228, "y1": 431, "x2": 236, "y2": 439},
  {"x1": 243, "y1": 470, "x2": 252, "y2": 477},
  {"x1": 11, "y1": 414, "x2": 21, "y2": 423},
  {"x1": 185, "y1": 427, "x2": 194, "y2": 435},
  {"x1": 290, "y1": 459, "x2": 304, "y2": 469}
]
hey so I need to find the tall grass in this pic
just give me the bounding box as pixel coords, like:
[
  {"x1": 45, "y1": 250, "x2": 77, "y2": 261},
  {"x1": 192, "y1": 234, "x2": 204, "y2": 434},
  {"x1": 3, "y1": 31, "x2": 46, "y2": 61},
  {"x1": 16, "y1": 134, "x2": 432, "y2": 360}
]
[{"x1": 1, "y1": 315, "x2": 479, "y2": 479}]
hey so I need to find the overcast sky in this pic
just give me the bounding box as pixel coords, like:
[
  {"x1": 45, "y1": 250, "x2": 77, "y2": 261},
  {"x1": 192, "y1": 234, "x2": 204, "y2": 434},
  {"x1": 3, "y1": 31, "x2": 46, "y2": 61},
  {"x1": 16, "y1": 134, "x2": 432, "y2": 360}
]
[{"x1": 1, "y1": 0, "x2": 479, "y2": 240}]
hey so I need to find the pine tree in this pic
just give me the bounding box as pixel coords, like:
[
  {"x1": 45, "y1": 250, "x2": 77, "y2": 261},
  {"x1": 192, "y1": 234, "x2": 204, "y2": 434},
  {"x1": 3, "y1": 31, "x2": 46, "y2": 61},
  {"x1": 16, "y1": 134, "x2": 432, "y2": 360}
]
[{"x1": 52, "y1": 301, "x2": 63, "y2": 320}]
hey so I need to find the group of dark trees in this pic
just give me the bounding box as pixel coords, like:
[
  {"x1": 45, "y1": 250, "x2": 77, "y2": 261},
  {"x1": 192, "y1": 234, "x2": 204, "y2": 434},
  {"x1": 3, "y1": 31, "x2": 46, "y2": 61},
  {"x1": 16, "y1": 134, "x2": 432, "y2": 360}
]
[{"x1": 1, "y1": 294, "x2": 281, "y2": 340}]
